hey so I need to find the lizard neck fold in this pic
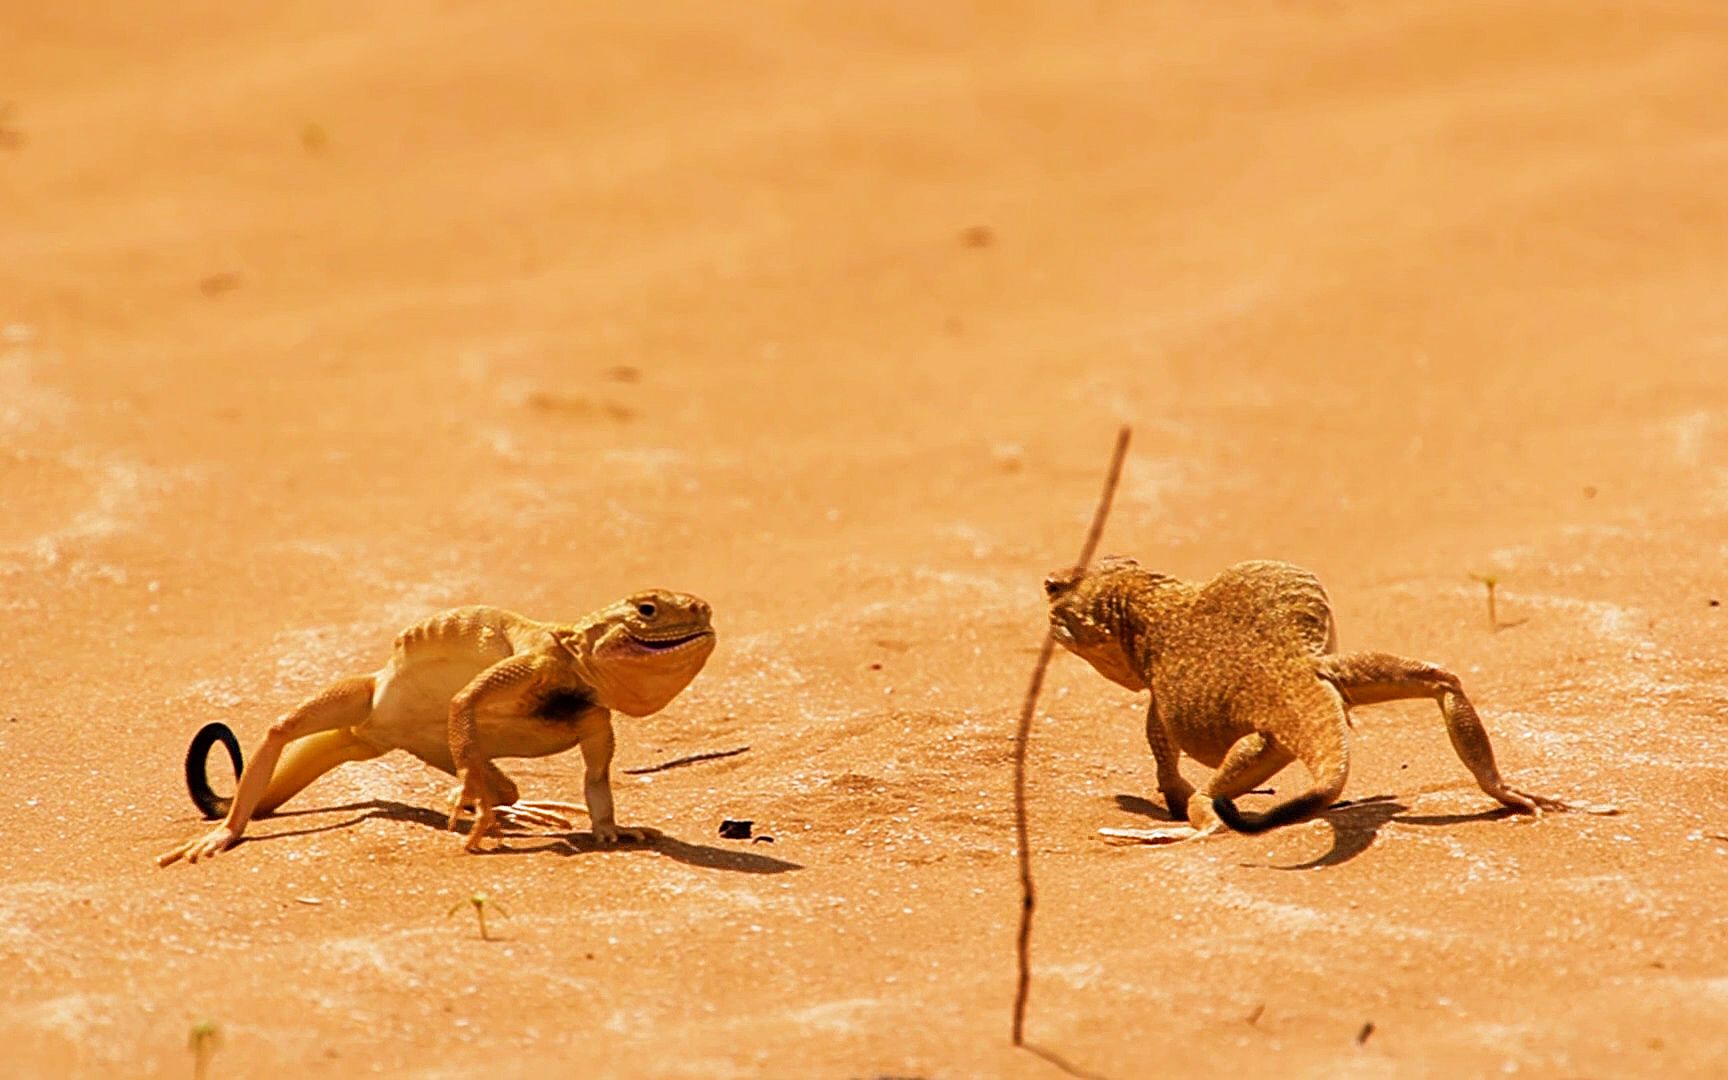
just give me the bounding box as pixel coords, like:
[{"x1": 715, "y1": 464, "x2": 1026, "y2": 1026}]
[
  {"x1": 1110, "y1": 573, "x2": 1193, "y2": 672},
  {"x1": 555, "y1": 624, "x2": 614, "y2": 703}
]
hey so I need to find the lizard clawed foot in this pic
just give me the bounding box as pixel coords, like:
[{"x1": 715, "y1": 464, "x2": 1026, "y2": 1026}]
[
  {"x1": 589, "y1": 822, "x2": 661, "y2": 845},
  {"x1": 1492, "y1": 787, "x2": 1620, "y2": 819},
  {"x1": 448, "y1": 769, "x2": 499, "y2": 852},
  {"x1": 494, "y1": 800, "x2": 589, "y2": 831},
  {"x1": 156, "y1": 825, "x2": 242, "y2": 868},
  {"x1": 1098, "y1": 824, "x2": 1219, "y2": 846}
]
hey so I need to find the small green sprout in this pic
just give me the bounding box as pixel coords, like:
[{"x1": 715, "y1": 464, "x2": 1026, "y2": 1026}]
[
  {"x1": 1469, "y1": 573, "x2": 1500, "y2": 631},
  {"x1": 188, "y1": 1019, "x2": 221, "y2": 1080},
  {"x1": 1469, "y1": 573, "x2": 1528, "y2": 632},
  {"x1": 447, "y1": 891, "x2": 508, "y2": 941}
]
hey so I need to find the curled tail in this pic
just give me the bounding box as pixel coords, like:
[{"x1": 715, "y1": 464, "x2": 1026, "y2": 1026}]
[
  {"x1": 1213, "y1": 691, "x2": 1350, "y2": 834},
  {"x1": 1213, "y1": 788, "x2": 1336, "y2": 833},
  {"x1": 185, "y1": 722, "x2": 243, "y2": 819}
]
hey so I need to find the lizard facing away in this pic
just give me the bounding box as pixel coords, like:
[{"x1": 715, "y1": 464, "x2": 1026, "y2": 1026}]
[
  {"x1": 157, "y1": 592, "x2": 715, "y2": 867},
  {"x1": 1045, "y1": 557, "x2": 1612, "y2": 842}
]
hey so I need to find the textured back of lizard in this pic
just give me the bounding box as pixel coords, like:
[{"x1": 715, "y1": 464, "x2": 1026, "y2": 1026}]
[
  {"x1": 1193, "y1": 560, "x2": 1337, "y2": 658},
  {"x1": 390, "y1": 605, "x2": 521, "y2": 665}
]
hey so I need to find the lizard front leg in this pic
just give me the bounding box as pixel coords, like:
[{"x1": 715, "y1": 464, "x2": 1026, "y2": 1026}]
[
  {"x1": 495, "y1": 800, "x2": 589, "y2": 831},
  {"x1": 445, "y1": 762, "x2": 585, "y2": 831},
  {"x1": 579, "y1": 720, "x2": 657, "y2": 845},
  {"x1": 1101, "y1": 699, "x2": 1216, "y2": 845},
  {"x1": 447, "y1": 656, "x2": 545, "y2": 853},
  {"x1": 1144, "y1": 697, "x2": 1194, "y2": 820}
]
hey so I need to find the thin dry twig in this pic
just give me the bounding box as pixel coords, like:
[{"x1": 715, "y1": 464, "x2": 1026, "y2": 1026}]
[
  {"x1": 1013, "y1": 425, "x2": 1132, "y2": 1048},
  {"x1": 623, "y1": 745, "x2": 751, "y2": 775}
]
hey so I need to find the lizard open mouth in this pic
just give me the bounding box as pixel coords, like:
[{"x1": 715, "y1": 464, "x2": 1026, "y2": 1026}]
[{"x1": 627, "y1": 629, "x2": 714, "y2": 653}]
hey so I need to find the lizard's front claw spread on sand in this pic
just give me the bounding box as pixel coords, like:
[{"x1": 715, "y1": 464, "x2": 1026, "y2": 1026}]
[
  {"x1": 1497, "y1": 788, "x2": 1618, "y2": 818},
  {"x1": 450, "y1": 769, "x2": 499, "y2": 852},
  {"x1": 156, "y1": 826, "x2": 241, "y2": 867},
  {"x1": 1532, "y1": 793, "x2": 1618, "y2": 815},
  {"x1": 591, "y1": 822, "x2": 659, "y2": 845},
  {"x1": 494, "y1": 801, "x2": 586, "y2": 831}
]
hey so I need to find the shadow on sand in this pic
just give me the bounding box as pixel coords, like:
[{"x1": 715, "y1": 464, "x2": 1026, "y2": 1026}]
[
  {"x1": 1019, "y1": 1041, "x2": 1113, "y2": 1080},
  {"x1": 242, "y1": 799, "x2": 802, "y2": 874},
  {"x1": 1110, "y1": 791, "x2": 1515, "y2": 870}
]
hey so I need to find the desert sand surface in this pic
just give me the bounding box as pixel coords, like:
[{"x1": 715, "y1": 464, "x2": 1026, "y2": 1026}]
[{"x1": 4, "y1": 3, "x2": 1728, "y2": 1077}]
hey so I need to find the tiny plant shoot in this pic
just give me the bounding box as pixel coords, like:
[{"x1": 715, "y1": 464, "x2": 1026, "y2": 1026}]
[
  {"x1": 1469, "y1": 573, "x2": 1528, "y2": 632},
  {"x1": 1470, "y1": 573, "x2": 1500, "y2": 631},
  {"x1": 188, "y1": 1019, "x2": 221, "y2": 1080},
  {"x1": 448, "y1": 891, "x2": 508, "y2": 941}
]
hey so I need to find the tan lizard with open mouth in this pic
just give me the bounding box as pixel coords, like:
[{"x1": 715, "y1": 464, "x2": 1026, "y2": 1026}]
[{"x1": 157, "y1": 591, "x2": 715, "y2": 866}]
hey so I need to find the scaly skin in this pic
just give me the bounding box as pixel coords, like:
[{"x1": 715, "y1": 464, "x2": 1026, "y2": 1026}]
[
  {"x1": 1045, "y1": 557, "x2": 1612, "y2": 843},
  {"x1": 157, "y1": 591, "x2": 715, "y2": 866}
]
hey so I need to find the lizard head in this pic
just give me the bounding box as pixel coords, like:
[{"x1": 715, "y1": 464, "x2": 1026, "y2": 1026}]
[
  {"x1": 1043, "y1": 556, "x2": 1149, "y2": 691},
  {"x1": 577, "y1": 589, "x2": 717, "y2": 716}
]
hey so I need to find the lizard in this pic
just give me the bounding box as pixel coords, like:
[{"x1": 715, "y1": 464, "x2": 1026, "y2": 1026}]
[
  {"x1": 1043, "y1": 556, "x2": 1613, "y2": 843},
  {"x1": 156, "y1": 591, "x2": 716, "y2": 866}
]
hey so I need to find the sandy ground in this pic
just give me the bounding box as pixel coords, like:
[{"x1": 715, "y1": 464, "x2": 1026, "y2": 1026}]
[{"x1": 4, "y1": 3, "x2": 1728, "y2": 1077}]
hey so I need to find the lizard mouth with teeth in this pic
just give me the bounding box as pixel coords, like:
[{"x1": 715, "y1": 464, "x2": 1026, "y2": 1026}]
[{"x1": 625, "y1": 629, "x2": 715, "y2": 653}]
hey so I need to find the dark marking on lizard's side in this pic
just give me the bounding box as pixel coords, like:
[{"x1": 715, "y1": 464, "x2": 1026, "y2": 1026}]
[{"x1": 534, "y1": 686, "x2": 597, "y2": 722}]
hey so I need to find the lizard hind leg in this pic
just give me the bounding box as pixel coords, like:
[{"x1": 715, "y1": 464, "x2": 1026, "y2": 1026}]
[
  {"x1": 157, "y1": 675, "x2": 377, "y2": 868},
  {"x1": 1212, "y1": 683, "x2": 1349, "y2": 834},
  {"x1": 1102, "y1": 733, "x2": 1297, "y2": 845},
  {"x1": 1200, "y1": 732, "x2": 1297, "y2": 829},
  {"x1": 1318, "y1": 651, "x2": 1616, "y2": 816},
  {"x1": 254, "y1": 728, "x2": 384, "y2": 815}
]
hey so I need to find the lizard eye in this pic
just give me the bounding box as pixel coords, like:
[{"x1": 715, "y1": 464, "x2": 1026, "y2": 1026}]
[{"x1": 636, "y1": 601, "x2": 657, "y2": 618}]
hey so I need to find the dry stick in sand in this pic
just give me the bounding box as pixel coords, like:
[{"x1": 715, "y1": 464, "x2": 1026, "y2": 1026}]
[
  {"x1": 623, "y1": 745, "x2": 750, "y2": 775},
  {"x1": 1013, "y1": 425, "x2": 1132, "y2": 1049}
]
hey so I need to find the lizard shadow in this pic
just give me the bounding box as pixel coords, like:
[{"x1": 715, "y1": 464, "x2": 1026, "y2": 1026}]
[
  {"x1": 1253, "y1": 796, "x2": 1516, "y2": 871},
  {"x1": 261, "y1": 800, "x2": 802, "y2": 874},
  {"x1": 494, "y1": 834, "x2": 802, "y2": 874},
  {"x1": 1112, "y1": 793, "x2": 1178, "y2": 822},
  {"x1": 1110, "y1": 791, "x2": 1513, "y2": 870},
  {"x1": 1111, "y1": 790, "x2": 1272, "y2": 822},
  {"x1": 231, "y1": 799, "x2": 462, "y2": 851},
  {"x1": 256, "y1": 799, "x2": 449, "y2": 835}
]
